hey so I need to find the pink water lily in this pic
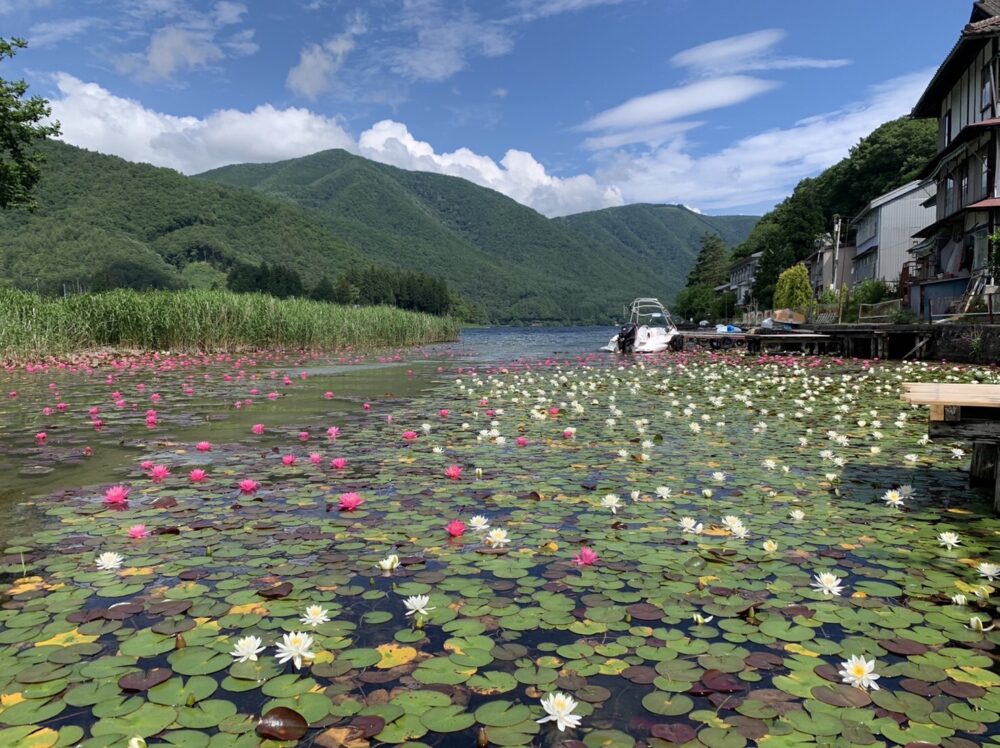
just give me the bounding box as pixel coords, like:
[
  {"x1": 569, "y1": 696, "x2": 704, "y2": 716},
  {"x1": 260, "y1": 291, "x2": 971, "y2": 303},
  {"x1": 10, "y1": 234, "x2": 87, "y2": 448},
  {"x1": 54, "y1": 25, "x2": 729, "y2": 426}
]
[
  {"x1": 446, "y1": 519, "x2": 466, "y2": 537},
  {"x1": 309, "y1": 453, "x2": 322, "y2": 465},
  {"x1": 103, "y1": 485, "x2": 130, "y2": 505},
  {"x1": 239, "y1": 478, "x2": 260, "y2": 495},
  {"x1": 339, "y1": 492, "x2": 363, "y2": 511},
  {"x1": 251, "y1": 423, "x2": 265, "y2": 435},
  {"x1": 189, "y1": 469, "x2": 208, "y2": 483},
  {"x1": 516, "y1": 436, "x2": 528, "y2": 447},
  {"x1": 573, "y1": 547, "x2": 599, "y2": 566},
  {"x1": 127, "y1": 524, "x2": 150, "y2": 539},
  {"x1": 402, "y1": 430, "x2": 417, "y2": 441},
  {"x1": 439, "y1": 409, "x2": 449, "y2": 418},
  {"x1": 330, "y1": 457, "x2": 347, "y2": 470},
  {"x1": 298, "y1": 431, "x2": 309, "y2": 441},
  {"x1": 35, "y1": 431, "x2": 47, "y2": 444},
  {"x1": 323, "y1": 391, "x2": 334, "y2": 399},
  {"x1": 363, "y1": 402, "x2": 372, "y2": 411},
  {"x1": 282, "y1": 454, "x2": 297, "y2": 466},
  {"x1": 326, "y1": 426, "x2": 341, "y2": 440},
  {"x1": 196, "y1": 441, "x2": 212, "y2": 452},
  {"x1": 445, "y1": 465, "x2": 463, "y2": 480},
  {"x1": 148, "y1": 464, "x2": 171, "y2": 483}
]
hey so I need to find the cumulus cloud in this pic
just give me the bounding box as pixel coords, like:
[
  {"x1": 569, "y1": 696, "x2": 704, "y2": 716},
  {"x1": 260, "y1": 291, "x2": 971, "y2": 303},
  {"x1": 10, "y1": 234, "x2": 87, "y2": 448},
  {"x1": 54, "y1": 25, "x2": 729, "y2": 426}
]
[
  {"x1": 287, "y1": 11, "x2": 367, "y2": 99},
  {"x1": 671, "y1": 29, "x2": 850, "y2": 75},
  {"x1": 47, "y1": 73, "x2": 622, "y2": 216}
]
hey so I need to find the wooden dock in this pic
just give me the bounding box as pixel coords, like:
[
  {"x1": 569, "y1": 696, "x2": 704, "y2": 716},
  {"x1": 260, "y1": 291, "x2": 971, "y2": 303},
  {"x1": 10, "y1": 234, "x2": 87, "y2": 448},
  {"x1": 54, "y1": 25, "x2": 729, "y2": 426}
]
[{"x1": 903, "y1": 382, "x2": 1000, "y2": 513}]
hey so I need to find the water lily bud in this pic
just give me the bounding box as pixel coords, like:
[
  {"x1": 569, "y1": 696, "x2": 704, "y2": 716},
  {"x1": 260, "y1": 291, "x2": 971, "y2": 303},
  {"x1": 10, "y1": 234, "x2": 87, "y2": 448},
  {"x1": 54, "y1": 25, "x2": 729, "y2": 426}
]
[
  {"x1": 175, "y1": 634, "x2": 187, "y2": 650},
  {"x1": 476, "y1": 727, "x2": 489, "y2": 748}
]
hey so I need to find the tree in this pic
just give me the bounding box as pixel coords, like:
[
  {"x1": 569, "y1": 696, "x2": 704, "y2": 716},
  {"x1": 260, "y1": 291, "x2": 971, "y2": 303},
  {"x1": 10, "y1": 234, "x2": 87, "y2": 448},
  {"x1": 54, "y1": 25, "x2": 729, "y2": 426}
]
[
  {"x1": 685, "y1": 233, "x2": 729, "y2": 288},
  {"x1": 309, "y1": 275, "x2": 336, "y2": 302},
  {"x1": 773, "y1": 264, "x2": 813, "y2": 310},
  {"x1": 1, "y1": 38, "x2": 60, "y2": 210}
]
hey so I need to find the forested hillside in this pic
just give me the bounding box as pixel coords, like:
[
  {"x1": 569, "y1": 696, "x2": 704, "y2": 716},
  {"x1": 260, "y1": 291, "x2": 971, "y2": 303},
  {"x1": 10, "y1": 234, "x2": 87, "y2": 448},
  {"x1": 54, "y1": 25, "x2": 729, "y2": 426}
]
[{"x1": 199, "y1": 150, "x2": 758, "y2": 322}]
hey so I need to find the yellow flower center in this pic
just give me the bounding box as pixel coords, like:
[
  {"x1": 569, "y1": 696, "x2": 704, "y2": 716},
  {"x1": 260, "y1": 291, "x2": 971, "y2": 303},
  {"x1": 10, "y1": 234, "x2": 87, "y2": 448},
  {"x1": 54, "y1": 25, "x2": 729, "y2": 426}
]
[{"x1": 850, "y1": 663, "x2": 866, "y2": 677}]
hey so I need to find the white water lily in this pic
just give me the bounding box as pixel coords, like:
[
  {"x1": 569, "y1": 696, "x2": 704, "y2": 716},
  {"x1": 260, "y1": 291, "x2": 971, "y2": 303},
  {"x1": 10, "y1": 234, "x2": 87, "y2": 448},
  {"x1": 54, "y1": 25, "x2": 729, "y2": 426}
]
[
  {"x1": 721, "y1": 515, "x2": 743, "y2": 532},
  {"x1": 951, "y1": 448, "x2": 965, "y2": 459},
  {"x1": 630, "y1": 490, "x2": 641, "y2": 501},
  {"x1": 838, "y1": 655, "x2": 880, "y2": 691},
  {"x1": 299, "y1": 605, "x2": 331, "y2": 627},
  {"x1": 679, "y1": 517, "x2": 703, "y2": 535},
  {"x1": 274, "y1": 631, "x2": 315, "y2": 670},
  {"x1": 537, "y1": 692, "x2": 581, "y2": 732},
  {"x1": 882, "y1": 489, "x2": 903, "y2": 508},
  {"x1": 811, "y1": 571, "x2": 845, "y2": 597},
  {"x1": 730, "y1": 524, "x2": 750, "y2": 540},
  {"x1": 904, "y1": 453, "x2": 918, "y2": 463},
  {"x1": 898, "y1": 484, "x2": 914, "y2": 499},
  {"x1": 230, "y1": 635, "x2": 266, "y2": 663},
  {"x1": 377, "y1": 554, "x2": 400, "y2": 572},
  {"x1": 978, "y1": 562, "x2": 1000, "y2": 581},
  {"x1": 712, "y1": 471, "x2": 726, "y2": 481},
  {"x1": 763, "y1": 539, "x2": 778, "y2": 553},
  {"x1": 485, "y1": 528, "x2": 510, "y2": 547},
  {"x1": 96, "y1": 551, "x2": 124, "y2": 571},
  {"x1": 692, "y1": 613, "x2": 713, "y2": 625},
  {"x1": 937, "y1": 532, "x2": 961, "y2": 550},
  {"x1": 789, "y1": 509, "x2": 805, "y2": 521},
  {"x1": 127, "y1": 739, "x2": 147, "y2": 748},
  {"x1": 403, "y1": 594, "x2": 434, "y2": 618},
  {"x1": 951, "y1": 593, "x2": 968, "y2": 606},
  {"x1": 601, "y1": 494, "x2": 622, "y2": 514},
  {"x1": 761, "y1": 459, "x2": 777, "y2": 470},
  {"x1": 967, "y1": 616, "x2": 995, "y2": 632},
  {"x1": 655, "y1": 486, "x2": 672, "y2": 499},
  {"x1": 469, "y1": 515, "x2": 490, "y2": 532}
]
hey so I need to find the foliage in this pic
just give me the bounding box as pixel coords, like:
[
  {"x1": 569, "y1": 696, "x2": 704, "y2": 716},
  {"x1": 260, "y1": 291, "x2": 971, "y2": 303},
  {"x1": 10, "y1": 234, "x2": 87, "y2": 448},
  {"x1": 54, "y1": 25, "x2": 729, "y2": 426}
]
[
  {"x1": 685, "y1": 233, "x2": 729, "y2": 288},
  {"x1": 227, "y1": 261, "x2": 305, "y2": 299},
  {"x1": 0, "y1": 288, "x2": 459, "y2": 356},
  {"x1": 841, "y1": 279, "x2": 895, "y2": 323},
  {"x1": 0, "y1": 38, "x2": 61, "y2": 210},
  {"x1": 734, "y1": 116, "x2": 937, "y2": 306},
  {"x1": 773, "y1": 263, "x2": 813, "y2": 310}
]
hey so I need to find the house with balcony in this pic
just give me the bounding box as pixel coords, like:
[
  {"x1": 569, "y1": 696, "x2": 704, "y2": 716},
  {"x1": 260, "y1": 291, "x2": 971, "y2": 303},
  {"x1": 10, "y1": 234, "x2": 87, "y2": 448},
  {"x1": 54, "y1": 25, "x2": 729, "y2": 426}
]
[
  {"x1": 804, "y1": 234, "x2": 856, "y2": 297},
  {"x1": 724, "y1": 251, "x2": 762, "y2": 307},
  {"x1": 907, "y1": 0, "x2": 1000, "y2": 318},
  {"x1": 849, "y1": 180, "x2": 936, "y2": 289}
]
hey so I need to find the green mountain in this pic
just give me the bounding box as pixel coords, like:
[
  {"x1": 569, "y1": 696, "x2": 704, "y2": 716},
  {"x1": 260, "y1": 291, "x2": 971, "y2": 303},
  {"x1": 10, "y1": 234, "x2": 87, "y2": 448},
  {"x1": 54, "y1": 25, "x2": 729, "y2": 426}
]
[
  {"x1": 0, "y1": 140, "x2": 365, "y2": 296},
  {"x1": 198, "y1": 150, "x2": 758, "y2": 323},
  {"x1": 0, "y1": 141, "x2": 759, "y2": 324}
]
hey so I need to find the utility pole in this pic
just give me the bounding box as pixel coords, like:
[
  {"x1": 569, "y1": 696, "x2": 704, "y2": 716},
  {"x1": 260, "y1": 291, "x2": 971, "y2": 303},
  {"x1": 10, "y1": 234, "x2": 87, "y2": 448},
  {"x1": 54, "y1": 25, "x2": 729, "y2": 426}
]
[{"x1": 831, "y1": 214, "x2": 842, "y2": 289}]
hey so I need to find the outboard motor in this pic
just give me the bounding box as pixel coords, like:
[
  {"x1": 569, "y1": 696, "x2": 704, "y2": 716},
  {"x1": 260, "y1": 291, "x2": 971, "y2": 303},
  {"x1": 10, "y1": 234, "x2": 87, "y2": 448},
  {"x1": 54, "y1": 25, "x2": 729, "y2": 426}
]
[{"x1": 617, "y1": 323, "x2": 638, "y2": 354}]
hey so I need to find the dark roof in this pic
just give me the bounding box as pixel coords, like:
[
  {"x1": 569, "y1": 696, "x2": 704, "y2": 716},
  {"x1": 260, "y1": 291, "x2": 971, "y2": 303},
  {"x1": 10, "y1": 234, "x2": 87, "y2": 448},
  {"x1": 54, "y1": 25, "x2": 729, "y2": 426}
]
[{"x1": 913, "y1": 3, "x2": 1000, "y2": 118}]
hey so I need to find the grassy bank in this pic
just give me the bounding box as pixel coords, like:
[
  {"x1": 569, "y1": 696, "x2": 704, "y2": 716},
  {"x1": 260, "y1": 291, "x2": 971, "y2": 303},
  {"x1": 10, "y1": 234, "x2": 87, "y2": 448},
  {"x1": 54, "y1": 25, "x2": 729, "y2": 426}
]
[{"x1": 0, "y1": 288, "x2": 459, "y2": 357}]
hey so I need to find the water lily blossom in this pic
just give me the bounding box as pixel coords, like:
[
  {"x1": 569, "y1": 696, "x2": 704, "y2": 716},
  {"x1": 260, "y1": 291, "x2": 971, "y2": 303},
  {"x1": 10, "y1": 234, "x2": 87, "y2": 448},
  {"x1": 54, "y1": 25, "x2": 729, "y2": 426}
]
[
  {"x1": 679, "y1": 517, "x2": 703, "y2": 534},
  {"x1": 103, "y1": 485, "x2": 130, "y2": 505},
  {"x1": 377, "y1": 555, "x2": 400, "y2": 572},
  {"x1": 951, "y1": 593, "x2": 968, "y2": 606},
  {"x1": 968, "y1": 616, "x2": 995, "y2": 632},
  {"x1": 148, "y1": 464, "x2": 171, "y2": 483},
  {"x1": 838, "y1": 655, "x2": 880, "y2": 690},
  {"x1": 763, "y1": 539, "x2": 778, "y2": 553},
  {"x1": 692, "y1": 613, "x2": 713, "y2": 625},
  {"x1": 882, "y1": 489, "x2": 904, "y2": 508},
  {"x1": 230, "y1": 635, "x2": 265, "y2": 663},
  {"x1": 274, "y1": 631, "x2": 315, "y2": 670},
  {"x1": 812, "y1": 571, "x2": 845, "y2": 596},
  {"x1": 938, "y1": 532, "x2": 961, "y2": 550},
  {"x1": 789, "y1": 509, "x2": 805, "y2": 521},
  {"x1": 573, "y1": 547, "x2": 599, "y2": 566},
  {"x1": 977, "y1": 562, "x2": 1000, "y2": 581},
  {"x1": 127, "y1": 524, "x2": 149, "y2": 539},
  {"x1": 601, "y1": 494, "x2": 622, "y2": 514},
  {"x1": 238, "y1": 479, "x2": 259, "y2": 495},
  {"x1": 403, "y1": 594, "x2": 434, "y2": 617},
  {"x1": 446, "y1": 519, "x2": 466, "y2": 537},
  {"x1": 445, "y1": 465, "x2": 463, "y2": 480},
  {"x1": 339, "y1": 492, "x2": 363, "y2": 511},
  {"x1": 299, "y1": 605, "x2": 331, "y2": 627},
  {"x1": 485, "y1": 528, "x2": 510, "y2": 547},
  {"x1": 251, "y1": 423, "x2": 265, "y2": 435},
  {"x1": 96, "y1": 551, "x2": 124, "y2": 571},
  {"x1": 469, "y1": 515, "x2": 490, "y2": 532},
  {"x1": 537, "y1": 692, "x2": 582, "y2": 732},
  {"x1": 189, "y1": 469, "x2": 208, "y2": 483}
]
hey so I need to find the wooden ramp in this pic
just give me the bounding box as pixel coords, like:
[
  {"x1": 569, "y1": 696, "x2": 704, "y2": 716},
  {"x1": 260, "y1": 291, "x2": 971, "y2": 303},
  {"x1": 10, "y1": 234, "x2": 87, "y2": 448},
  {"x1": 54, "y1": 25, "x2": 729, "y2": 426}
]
[{"x1": 903, "y1": 382, "x2": 1000, "y2": 513}]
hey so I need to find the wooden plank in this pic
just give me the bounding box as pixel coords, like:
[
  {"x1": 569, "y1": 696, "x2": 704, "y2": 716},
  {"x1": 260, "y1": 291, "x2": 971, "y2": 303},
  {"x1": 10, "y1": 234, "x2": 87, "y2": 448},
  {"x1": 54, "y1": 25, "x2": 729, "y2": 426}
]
[
  {"x1": 929, "y1": 420, "x2": 1000, "y2": 439},
  {"x1": 971, "y1": 442, "x2": 999, "y2": 484},
  {"x1": 929, "y1": 404, "x2": 945, "y2": 421},
  {"x1": 902, "y1": 382, "x2": 1000, "y2": 408}
]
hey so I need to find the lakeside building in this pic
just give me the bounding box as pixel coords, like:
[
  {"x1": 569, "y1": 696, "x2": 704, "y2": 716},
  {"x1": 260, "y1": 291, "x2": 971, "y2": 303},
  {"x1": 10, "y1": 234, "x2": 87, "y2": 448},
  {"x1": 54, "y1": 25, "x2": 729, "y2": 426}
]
[
  {"x1": 716, "y1": 251, "x2": 763, "y2": 307},
  {"x1": 850, "y1": 180, "x2": 936, "y2": 289},
  {"x1": 907, "y1": 0, "x2": 1000, "y2": 318},
  {"x1": 804, "y1": 235, "x2": 856, "y2": 297}
]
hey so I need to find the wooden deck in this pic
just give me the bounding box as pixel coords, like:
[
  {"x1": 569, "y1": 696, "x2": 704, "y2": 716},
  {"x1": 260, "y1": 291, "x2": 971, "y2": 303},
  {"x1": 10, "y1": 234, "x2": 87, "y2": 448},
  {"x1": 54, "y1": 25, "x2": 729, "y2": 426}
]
[{"x1": 903, "y1": 382, "x2": 1000, "y2": 512}]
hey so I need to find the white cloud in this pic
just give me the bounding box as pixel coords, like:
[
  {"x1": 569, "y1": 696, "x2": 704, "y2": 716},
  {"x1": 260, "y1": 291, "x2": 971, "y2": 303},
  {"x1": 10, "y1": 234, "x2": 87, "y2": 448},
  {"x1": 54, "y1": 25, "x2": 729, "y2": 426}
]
[
  {"x1": 0, "y1": 0, "x2": 54, "y2": 13},
  {"x1": 388, "y1": 12, "x2": 513, "y2": 82},
  {"x1": 28, "y1": 17, "x2": 98, "y2": 47},
  {"x1": 580, "y1": 121, "x2": 702, "y2": 151},
  {"x1": 491, "y1": 87, "x2": 509, "y2": 98},
  {"x1": 49, "y1": 73, "x2": 355, "y2": 174},
  {"x1": 512, "y1": 0, "x2": 628, "y2": 21},
  {"x1": 580, "y1": 76, "x2": 780, "y2": 132},
  {"x1": 595, "y1": 71, "x2": 932, "y2": 212},
  {"x1": 671, "y1": 29, "x2": 850, "y2": 75},
  {"x1": 47, "y1": 73, "x2": 621, "y2": 216},
  {"x1": 287, "y1": 11, "x2": 366, "y2": 99},
  {"x1": 119, "y1": 27, "x2": 224, "y2": 81}
]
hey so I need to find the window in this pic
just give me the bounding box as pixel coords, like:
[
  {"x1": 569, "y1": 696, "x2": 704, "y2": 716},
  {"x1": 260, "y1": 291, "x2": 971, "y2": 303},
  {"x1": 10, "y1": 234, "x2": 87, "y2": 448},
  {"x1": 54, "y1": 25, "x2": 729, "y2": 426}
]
[
  {"x1": 974, "y1": 230, "x2": 989, "y2": 270},
  {"x1": 945, "y1": 175, "x2": 955, "y2": 213},
  {"x1": 961, "y1": 173, "x2": 969, "y2": 206},
  {"x1": 982, "y1": 157, "x2": 991, "y2": 198},
  {"x1": 942, "y1": 109, "x2": 953, "y2": 145},
  {"x1": 984, "y1": 64, "x2": 995, "y2": 112}
]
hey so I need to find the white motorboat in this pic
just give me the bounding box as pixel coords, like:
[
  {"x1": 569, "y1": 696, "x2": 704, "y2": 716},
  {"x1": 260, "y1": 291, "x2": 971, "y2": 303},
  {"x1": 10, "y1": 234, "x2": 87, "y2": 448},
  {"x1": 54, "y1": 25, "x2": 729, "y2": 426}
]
[{"x1": 601, "y1": 298, "x2": 680, "y2": 353}]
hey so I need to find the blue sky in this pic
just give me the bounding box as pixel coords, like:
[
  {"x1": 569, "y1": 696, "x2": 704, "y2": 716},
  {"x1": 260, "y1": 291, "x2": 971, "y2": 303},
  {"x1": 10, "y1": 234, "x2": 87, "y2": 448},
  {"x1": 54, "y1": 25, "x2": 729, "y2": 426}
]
[{"x1": 0, "y1": 0, "x2": 969, "y2": 216}]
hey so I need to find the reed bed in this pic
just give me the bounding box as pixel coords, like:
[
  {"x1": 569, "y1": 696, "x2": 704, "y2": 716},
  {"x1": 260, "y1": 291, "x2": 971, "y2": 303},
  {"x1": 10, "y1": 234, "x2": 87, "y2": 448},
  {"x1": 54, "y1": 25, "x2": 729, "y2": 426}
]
[{"x1": 0, "y1": 288, "x2": 460, "y2": 357}]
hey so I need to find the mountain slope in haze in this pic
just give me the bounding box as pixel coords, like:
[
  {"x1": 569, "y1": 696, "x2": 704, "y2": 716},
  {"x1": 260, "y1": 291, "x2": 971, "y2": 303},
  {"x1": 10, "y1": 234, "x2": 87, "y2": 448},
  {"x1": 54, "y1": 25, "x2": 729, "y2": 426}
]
[
  {"x1": 198, "y1": 150, "x2": 759, "y2": 323},
  {"x1": 0, "y1": 141, "x2": 365, "y2": 295}
]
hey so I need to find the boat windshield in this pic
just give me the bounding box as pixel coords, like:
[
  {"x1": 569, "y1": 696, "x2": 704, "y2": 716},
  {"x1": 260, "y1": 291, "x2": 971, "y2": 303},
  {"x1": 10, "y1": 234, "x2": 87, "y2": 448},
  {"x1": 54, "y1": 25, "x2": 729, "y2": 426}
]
[{"x1": 626, "y1": 299, "x2": 675, "y2": 329}]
